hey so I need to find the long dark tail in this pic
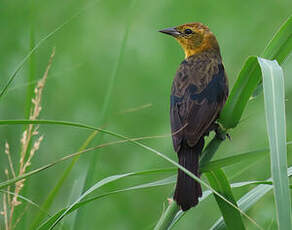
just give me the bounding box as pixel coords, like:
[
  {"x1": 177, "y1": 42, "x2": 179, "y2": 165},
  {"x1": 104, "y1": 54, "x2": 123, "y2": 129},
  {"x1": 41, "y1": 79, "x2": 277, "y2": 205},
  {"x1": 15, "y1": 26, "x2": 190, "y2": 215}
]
[{"x1": 174, "y1": 138, "x2": 204, "y2": 211}]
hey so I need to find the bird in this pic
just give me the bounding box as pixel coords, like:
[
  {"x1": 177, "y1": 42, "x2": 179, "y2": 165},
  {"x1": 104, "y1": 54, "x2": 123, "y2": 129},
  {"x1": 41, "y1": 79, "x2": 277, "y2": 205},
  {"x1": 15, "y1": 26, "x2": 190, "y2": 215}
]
[{"x1": 159, "y1": 23, "x2": 229, "y2": 211}]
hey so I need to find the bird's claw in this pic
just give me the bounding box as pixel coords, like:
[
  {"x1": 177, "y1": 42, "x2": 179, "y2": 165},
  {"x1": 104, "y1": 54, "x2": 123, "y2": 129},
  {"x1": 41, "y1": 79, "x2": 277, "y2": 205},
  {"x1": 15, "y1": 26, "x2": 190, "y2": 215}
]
[{"x1": 213, "y1": 123, "x2": 231, "y2": 141}]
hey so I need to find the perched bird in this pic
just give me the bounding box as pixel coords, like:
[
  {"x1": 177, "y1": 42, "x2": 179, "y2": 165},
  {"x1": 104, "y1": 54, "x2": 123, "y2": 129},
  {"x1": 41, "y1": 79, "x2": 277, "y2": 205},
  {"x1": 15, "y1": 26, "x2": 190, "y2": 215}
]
[{"x1": 159, "y1": 23, "x2": 229, "y2": 211}]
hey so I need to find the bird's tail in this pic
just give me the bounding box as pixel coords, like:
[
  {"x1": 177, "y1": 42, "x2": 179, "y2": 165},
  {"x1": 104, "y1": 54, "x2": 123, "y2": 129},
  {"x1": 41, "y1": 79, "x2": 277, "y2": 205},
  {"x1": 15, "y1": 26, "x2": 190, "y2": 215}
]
[{"x1": 173, "y1": 138, "x2": 204, "y2": 211}]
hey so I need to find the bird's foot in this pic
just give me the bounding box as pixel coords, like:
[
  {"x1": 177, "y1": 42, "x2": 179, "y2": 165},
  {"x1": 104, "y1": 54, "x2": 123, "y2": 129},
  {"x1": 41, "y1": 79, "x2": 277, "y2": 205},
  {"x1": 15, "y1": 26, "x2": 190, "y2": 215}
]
[
  {"x1": 226, "y1": 132, "x2": 231, "y2": 141},
  {"x1": 213, "y1": 123, "x2": 231, "y2": 141},
  {"x1": 205, "y1": 122, "x2": 231, "y2": 141},
  {"x1": 204, "y1": 123, "x2": 219, "y2": 137}
]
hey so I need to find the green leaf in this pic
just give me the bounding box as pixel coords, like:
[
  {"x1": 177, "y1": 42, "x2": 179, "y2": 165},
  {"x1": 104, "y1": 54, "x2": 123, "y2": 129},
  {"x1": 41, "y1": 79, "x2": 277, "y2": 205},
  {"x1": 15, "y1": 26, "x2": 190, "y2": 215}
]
[
  {"x1": 261, "y1": 15, "x2": 292, "y2": 64},
  {"x1": 219, "y1": 56, "x2": 261, "y2": 128},
  {"x1": 0, "y1": 118, "x2": 290, "y2": 187},
  {"x1": 40, "y1": 173, "x2": 278, "y2": 230},
  {"x1": 48, "y1": 173, "x2": 133, "y2": 229},
  {"x1": 0, "y1": 119, "x2": 274, "y2": 229},
  {"x1": 29, "y1": 131, "x2": 98, "y2": 230},
  {"x1": 38, "y1": 168, "x2": 292, "y2": 230},
  {"x1": 0, "y1": 138, "x2": 173, "y2": 190},
  {"x1": 201, "y1": 148, "x2": 267, "y2": 172},
  {"x1": 131, "y1": 140, "x2": 260, "y2": 229},
  {"x1": 78, "y1": 1, "x2": 137, "y2": 227},
  {"x1": 0, "y1": 139, "x2": 266, "y2": 192},
  {"x1": 253, "y1": 15, "x2": 292, "y2": 97},
  {"x1": 36, "y1": 170, "x2": 174, "y2": 230},
  {"x1": 211, "y1": 167, "x2": 292, "y2": 229},
  {"x1": 41, "y1": 174, "x2": 217, "y2": 230},
  {"x1": 205, "y1": 169, "x2": 245, "y2": 230},
  {"x1": 219, "y1": 15, "x2": 292, "y2": 128},
  {"x1": 0, "y1": 190, "x2": 49, "y2": 217},
  {"x1": 25, "y1": 7, "x2": 36, "y2": 120},
  {"x1": 199, "y1": 131, "x2": 227, "y2": 166},
  {"x1": 41, "y1": 176, "x2": 178, "y2": 230},
  {"x1": 211, "y1": 184, "x2": 271, "y2": 230},
  {"x1": 258, "y1": 57, "x2": 291, "y2": 230}
]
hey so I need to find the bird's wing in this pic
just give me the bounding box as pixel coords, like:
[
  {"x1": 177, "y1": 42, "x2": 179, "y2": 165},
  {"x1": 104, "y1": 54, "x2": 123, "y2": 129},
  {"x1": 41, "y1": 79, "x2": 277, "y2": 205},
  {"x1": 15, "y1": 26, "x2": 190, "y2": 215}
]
[{"x1": 170, "y1": 56, "x2": 228, "y2": 152}]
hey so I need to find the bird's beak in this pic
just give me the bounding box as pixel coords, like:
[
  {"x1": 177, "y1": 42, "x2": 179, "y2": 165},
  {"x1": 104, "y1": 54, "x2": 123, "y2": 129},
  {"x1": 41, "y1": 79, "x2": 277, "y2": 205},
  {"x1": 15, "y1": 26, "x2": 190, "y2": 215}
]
[{"x1": 159, "y1": 27, "x2": 181, "y2": 37}]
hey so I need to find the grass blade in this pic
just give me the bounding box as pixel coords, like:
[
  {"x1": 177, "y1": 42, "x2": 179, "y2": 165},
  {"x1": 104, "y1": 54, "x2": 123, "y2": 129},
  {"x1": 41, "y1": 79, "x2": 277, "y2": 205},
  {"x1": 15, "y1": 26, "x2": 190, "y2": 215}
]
[
  {"x1": 0, "y1": 0, "x2": 100, "y2": 99},
  {"x1": 258, "y1": 57, "x2": 291, "y2": 229},
  {"x1": 211, "y1": 167, "x2": 292, "y2": 229},
  {"x1": 211, "y1": 183, "x2": 272, "y2": 230},
  {"x1": 39, "y1": 176, "x2": 177, "y2": 230},
  {"x1": 36, "y1": 169, "x2": 173, "y2": 230},
  {"x1": 219, "y1": 56, "x2": 261, "y2": 128},
  {"x1": 48, "y1": 173, "x2": 133, "y2": 229},
  {"x1": 205, "y1": 169, "x2": 245, "y2": 229},
  {"x1": 29, "y1": 131, "x2": 98, "y2": 230},
  {"x1": 201, "y1": 147, "x2": 267, "y2": 172},
  {"x1": 168, "y1": 167, "x2": 292, "y2": 229},
  {"x1": 219, "y1": 15, "x2": 292, "y2": 129},
  {"x1": 32, "y1": 1, "x2": 137, "y2": 224},
  {"x1": 2, "y1": 119, "x2": 284, "y2": 229},
  {"x1": 41, "y1": 170, "x2": 286, "y2": 230},
  {"x1": 25, "y1": 4, "x2": 36, "y2": 119},
  {"x1": 0, "y1": 120, "x2": 260, "y2": 228},
  {"x1": 0, "y1": 142, "x2": 283, "y2": 230},
  {"x1": 0, "y1": 190, "x2": 49, "y2": 217},
  {"x1": 0, "y1": 118, "x2": 290, "y2": 180},
  {"x1": 0, "y1": 135, "x2": 173, "y2": 190},
  {"x1": 0, "y1": 131, "x2": 287, "y2": 197},
  {"x1": 253, "y1": 15, "x2": 292, "y2": 97},
  {"x1": 262, "y1": 15, "x2": 292, "y2": 64},
  {"x1": 0, "y1": 142, "x2": 269, "y2": 191},
  {"x1": 78, "y1": 1, "x2": 137, "y2": 227}
]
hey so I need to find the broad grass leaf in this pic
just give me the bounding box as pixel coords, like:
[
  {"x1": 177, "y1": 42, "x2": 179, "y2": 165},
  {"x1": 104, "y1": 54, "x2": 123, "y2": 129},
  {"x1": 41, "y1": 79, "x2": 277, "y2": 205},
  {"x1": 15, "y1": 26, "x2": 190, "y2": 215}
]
[{"x1": 259, "y1": 57, "x2": 291, "y2": 230}]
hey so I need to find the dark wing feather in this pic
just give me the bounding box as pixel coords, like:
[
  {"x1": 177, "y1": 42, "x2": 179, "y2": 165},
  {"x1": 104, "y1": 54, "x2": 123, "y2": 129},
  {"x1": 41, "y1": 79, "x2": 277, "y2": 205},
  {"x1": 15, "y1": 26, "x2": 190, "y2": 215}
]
[{"x1": 170, "y1": 54, "x2": 228, "y2": 152}]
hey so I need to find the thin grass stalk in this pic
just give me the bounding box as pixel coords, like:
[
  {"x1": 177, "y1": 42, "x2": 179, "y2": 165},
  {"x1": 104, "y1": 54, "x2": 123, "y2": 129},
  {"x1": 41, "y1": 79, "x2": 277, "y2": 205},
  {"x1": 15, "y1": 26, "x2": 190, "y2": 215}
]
[
  {"x1": 0, "y1": 0, "x2": 101, "y2": 100},
  {"x1": 19, "y1": 6, "x2": 36, "y2": 226},
  {"x1": 2, "y1": 120, "x2": 291, "y2": 189},
  {"x1": 81, "y1": 0, "x2": 137, "y2": 185},
  {"x1": 25, "y1": 0, "x2": 36, "y2": 119},
  {"x1": 29, "y1": 131, "x2": 98, "y2": 230},
  {"x1": 0, "y1": 121, "x2": 261, "y2": 229},
  {"x1": 3, "y1": 194, "x2": 9, "y2": 230},
  {"x1": 38, "y1": 170, "x2": 292, "y2": 230},
  {"x1": 74, "y1": 0, "x2": 137, "y2": 228},
  {"x1": 5, "y1": 49, "x2": 55, "y2": 230}
]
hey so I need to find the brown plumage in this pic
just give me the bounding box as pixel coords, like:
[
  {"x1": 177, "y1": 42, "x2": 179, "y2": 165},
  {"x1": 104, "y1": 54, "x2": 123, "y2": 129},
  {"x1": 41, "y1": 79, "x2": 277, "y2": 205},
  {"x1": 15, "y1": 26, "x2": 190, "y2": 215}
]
[{"x1": 159, "y1": 23, "x2": 229, "y2": 211}]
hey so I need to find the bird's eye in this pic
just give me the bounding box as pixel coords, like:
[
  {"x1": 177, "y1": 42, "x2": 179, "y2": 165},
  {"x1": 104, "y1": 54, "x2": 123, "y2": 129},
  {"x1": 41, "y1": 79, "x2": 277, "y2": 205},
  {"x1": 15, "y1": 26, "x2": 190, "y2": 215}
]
[{"x1": 184, "y1": 29, "x2": 193, "y2": 34}]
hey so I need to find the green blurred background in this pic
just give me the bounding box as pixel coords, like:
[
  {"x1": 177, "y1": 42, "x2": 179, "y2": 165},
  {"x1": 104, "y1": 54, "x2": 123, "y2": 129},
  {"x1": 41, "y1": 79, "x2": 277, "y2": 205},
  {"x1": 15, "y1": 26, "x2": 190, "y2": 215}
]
[{"x1": 1, "y1": 0, "x2": 292, "y2": 229}]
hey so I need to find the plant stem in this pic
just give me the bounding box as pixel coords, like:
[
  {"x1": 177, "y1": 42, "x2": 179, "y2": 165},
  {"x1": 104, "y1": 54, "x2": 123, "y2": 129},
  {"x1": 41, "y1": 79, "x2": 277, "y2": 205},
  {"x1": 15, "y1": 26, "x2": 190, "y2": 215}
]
[
  {"x1": 154, "y1": 200, "x2": 180, "y2": 230},
  {"x1": 200, "y1": 130, "x2": 226, "y2": 168}
]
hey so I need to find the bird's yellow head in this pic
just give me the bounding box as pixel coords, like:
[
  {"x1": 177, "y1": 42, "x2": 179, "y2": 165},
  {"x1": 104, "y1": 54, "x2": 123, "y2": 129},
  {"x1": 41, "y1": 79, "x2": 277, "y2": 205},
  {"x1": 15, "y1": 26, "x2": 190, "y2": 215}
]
[{"x1": 159, "y1": 22, "x2": 220, "y2": 58}]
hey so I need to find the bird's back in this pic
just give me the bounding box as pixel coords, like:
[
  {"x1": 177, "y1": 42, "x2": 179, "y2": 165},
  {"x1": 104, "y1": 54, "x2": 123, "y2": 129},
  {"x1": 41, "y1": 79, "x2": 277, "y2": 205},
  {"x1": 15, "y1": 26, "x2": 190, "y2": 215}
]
[{"x1": 170, "y1": 50, "x2": 228, "y2": 152}]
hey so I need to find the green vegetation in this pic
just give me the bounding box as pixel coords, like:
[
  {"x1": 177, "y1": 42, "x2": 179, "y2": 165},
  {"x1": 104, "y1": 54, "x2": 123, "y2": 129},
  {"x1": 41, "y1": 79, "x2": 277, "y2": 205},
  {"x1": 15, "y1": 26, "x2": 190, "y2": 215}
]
[{"x1": 0, "y1": 0, "x2": 291, "y2": 229}]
